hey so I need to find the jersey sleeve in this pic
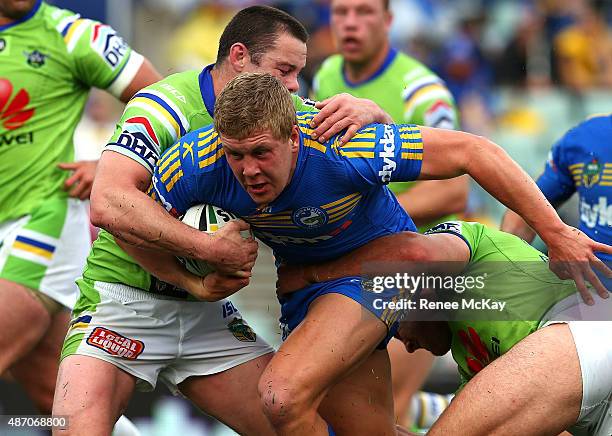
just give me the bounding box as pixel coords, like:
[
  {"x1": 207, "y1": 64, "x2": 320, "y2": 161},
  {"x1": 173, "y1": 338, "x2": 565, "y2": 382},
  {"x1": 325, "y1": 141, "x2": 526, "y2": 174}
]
[
  {"x1": 60, "y1": 15, "x2": 144, "y2": 97},
  {"x1": 424, "y1": 221, "x2": 478, "y2": 261},
  {"x1": 535, "y1": 135, "x2": 575, "y2": 204},
  {"x1": 104, "y1": 81, "x2": 192, "y2": 174},
  {"x1": 402, "y1": 74, "x2": 458, "y2": 129},
  {"x1": 148, "y1": 128, "x2": 212, "y2": 218},
  {"x1": 339, "y1": 124, "x2": 423, "y2": 188}
]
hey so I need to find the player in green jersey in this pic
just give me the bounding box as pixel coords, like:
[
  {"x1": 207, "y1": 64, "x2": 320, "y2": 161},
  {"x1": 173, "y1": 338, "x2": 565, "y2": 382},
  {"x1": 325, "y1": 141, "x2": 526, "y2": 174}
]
[
  {"x1": 313, "y1": 0, "x2": 468, "y2": 424},
  {"x1": 313, "y1": 0, "x2": 467, "y2": 231},
  {"x1": 277, "y1": 221, "x2": 612, "y2": 435},
  {"x1": 54, "y1": 6, "x2": 393, "y2": 435},
  {"x1": 0, "y1": 0, "x2": 159, "y2": 417}
]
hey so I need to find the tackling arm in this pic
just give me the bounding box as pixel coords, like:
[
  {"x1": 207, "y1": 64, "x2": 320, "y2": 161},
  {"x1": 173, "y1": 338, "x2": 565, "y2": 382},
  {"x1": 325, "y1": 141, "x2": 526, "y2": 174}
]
[{"x1": 418, "y1": 126, "x2": 612, "y2": 302}]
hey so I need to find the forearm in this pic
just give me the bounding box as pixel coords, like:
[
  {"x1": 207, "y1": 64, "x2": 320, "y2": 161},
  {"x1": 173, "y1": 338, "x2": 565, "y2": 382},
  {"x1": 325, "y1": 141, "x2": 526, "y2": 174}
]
[
  {"x1": 117, "y1": 239, "x2": 197, "y2": 291},
  {"x1": 397, "y1": 177, "x2": 468, "y2": 227},
  {"x1": 91, "y1": 183, "x2": 214, "y2": 258},
  {"x1": 90, "y1": 153, "x2": 216, "y2": 259},
  {"x1": 500, "y1": 209, "x2": 536, "y2": 243},
  {"x1": 459, "y1": 136, "x2": 565, "y2": 244}
]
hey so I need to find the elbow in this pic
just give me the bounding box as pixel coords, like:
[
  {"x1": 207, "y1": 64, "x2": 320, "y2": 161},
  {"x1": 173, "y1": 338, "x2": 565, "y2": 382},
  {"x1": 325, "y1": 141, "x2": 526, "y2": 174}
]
[
  {"x1": 89, "y1": 186, "x2": 114, "y2": 230},
  {"x1": 395, "y1": 232, "x2": 438, "y2": 263}
]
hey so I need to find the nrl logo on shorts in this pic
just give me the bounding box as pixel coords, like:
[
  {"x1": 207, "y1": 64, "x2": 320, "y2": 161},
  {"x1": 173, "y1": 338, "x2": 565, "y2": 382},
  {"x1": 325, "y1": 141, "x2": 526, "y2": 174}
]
[
  {"x1": 227, "y1": 318, "x2": 256, "y2": 342},
  {"x1": 582, "y1": 158, "x2": 601, "y2": 188},
  {"x1": 293, "y1": 206, "x2": 328, "y2": 229},
  {"x1": 23, "y1": 49, "x2": 48, "y2": 68}
]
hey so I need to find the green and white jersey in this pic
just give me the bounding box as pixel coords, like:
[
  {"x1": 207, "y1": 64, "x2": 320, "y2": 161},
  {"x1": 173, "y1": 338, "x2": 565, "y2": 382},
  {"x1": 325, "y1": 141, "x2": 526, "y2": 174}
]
[
  {"x1": 0, "y1": 0, "x2": 144, "y2": 222},
  {"x1": 84, "y1": 66, "x2": 317, "y2": 292},
  {"x1": 313, "y1": 49, "x2": 458, "y2": 128},
  {"x1": 313, "y1": 49, "x2": 459, "y2": 230},
  {"x1": 424, "y1": 221, "x2": 578, "y2": 387}
]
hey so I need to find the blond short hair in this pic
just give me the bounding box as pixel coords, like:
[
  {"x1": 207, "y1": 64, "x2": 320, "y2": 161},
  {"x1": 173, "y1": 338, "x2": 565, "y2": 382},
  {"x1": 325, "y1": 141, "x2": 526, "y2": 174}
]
[{"x1": 214, "y1": 72, "x2": 296, "y2": 141}]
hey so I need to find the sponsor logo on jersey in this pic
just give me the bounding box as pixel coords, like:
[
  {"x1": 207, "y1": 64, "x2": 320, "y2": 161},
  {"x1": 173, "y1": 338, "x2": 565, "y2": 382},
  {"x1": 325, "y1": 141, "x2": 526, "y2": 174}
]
[
  {"x1": 424, "y1": 100, "x2": 454, "y2": 129},
  {"x1": 293, "y1": 206, "x2": 328, "y2": 229},
  {"x1": 23, "y1": 50, "x2": 48, "y2": 68},
  {"x1": 491, "y1": 336, "x2": 501, "y2": 357},
  {"x1": 222, "y1": 301, "x2": 238, "y2": 318},
  {"x1": 86, "y1": 327, "x2": 144, "y2": 359},
  {"x1": 227, "y1": 318, "x2": 256, "y2": 342},
  {"x1": 256, "y1": 230, "x2": 333, "y2": 245},
  {"x1": 582, "y1": 158, "x2": 601, "y2": 188},
  {"x1": 91, "y1": 23, "x2": 128, "y2": 68},
  {"x1": 458, "y1": 326, "x2": 492, "y2": 375},
  {"x1": 424, "y1": 221, "x2": 462, "y2": 235},
  {"x1": 378, "y1": 124, "x2": 396, "y2": 183},
  {"x1": 159, "y1": 83, "x2": 187, "y2": 103},
  {"x1": 0, "y1": 38, "x2": 6, "y2": 53},
  {"x1": 0, "y1": 79, "x2": 35, "y2": 132},
  {"x1": 110, "y1": 118, "x2": 159, "y2": 172},
  {"x1": 580, "y1": 196, "x2": 612, "y2": 228}
]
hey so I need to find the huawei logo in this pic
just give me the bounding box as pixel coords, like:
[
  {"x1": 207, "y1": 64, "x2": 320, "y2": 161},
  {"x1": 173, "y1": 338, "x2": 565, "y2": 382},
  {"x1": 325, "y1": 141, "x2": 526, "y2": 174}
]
[{"x1": 0, "y1": 78, "x2": 35, "y2": 130}]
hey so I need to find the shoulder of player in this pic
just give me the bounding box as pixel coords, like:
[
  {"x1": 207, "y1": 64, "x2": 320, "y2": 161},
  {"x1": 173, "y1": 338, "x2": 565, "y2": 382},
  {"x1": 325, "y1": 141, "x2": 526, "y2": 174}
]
[
  {"x1": 313, "y1": 54, "x2": 343, "y2": 78},
  {"x1": 181, "y1": 124, "x2": 224, "y2": 172},
  {"x1": 126, "y1": 71, "x2": 204, "y2": 137}
]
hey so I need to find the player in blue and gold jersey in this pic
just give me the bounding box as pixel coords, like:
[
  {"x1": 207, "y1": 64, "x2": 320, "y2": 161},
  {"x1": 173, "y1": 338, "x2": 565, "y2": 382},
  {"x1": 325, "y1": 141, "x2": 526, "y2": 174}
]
[
  {"x1": 142, "y1": 73, "x2": 609, "y2": 436},
  {"x1": 502, "y1": 114, "x2": 612, "y2": 296}
]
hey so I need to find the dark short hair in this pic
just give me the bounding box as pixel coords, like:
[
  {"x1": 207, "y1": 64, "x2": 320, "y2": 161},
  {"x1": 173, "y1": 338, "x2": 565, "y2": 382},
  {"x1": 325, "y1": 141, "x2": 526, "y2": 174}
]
[{"x1": 216, "y1": 6, "x2": 309, "y2": 65}]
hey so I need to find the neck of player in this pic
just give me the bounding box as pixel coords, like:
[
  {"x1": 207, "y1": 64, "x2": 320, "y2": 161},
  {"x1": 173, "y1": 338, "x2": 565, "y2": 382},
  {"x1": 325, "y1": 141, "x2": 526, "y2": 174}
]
[{"x1": 344, "y1": 42, "x2": 391, "y2": 84}]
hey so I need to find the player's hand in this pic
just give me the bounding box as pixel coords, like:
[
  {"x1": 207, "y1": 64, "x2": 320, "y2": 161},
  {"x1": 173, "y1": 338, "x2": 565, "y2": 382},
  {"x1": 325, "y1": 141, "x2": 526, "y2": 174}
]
[
  {"x1": 310, "y1": 93, "x2": 393, "y2": 145},
  {"x1": 58, "y1": 160, "x2": 98, "y2": 200},
  {"x1": 209, "y1": 220, "x2": 258, "y2": 275},
  {"x1": 186, "y1": 271, "x2": 251, "y2": 301},
  {"x1": 545, "y1": 225, "x2": 612, "y2": 305},
  {"x1": 276, "y1": 263, "x2": 312, "y2": 295}
]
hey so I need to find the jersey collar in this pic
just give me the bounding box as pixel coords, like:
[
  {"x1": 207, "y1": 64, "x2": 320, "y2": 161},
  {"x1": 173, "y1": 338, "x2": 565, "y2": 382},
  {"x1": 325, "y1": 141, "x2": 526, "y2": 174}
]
[
  {"x1": 0, "y1": 0, "x2": 42, "y2": 31},
  {"x1": 342, "y1": 47, "x2": 397, "y2": 88},
  {"x1": 198, "y1": 64, "x2": 216, "y2": 118}
]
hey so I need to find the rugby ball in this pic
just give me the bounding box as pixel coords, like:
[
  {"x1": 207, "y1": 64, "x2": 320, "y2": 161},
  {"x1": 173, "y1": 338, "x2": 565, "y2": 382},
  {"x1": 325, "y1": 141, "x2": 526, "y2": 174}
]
[{"x1": 178, "y1": 204, "x2": 250, "y2": 276}]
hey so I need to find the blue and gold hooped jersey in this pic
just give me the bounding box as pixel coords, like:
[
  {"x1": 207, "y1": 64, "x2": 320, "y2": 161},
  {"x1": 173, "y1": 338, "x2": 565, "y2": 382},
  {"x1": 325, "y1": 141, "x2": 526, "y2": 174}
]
[
  {"x1": 151, "y1": 112, "x2": 423, "y2": 264},
  {"x1": 537, "y1": 114, "x2": 612, "y2": 261}
]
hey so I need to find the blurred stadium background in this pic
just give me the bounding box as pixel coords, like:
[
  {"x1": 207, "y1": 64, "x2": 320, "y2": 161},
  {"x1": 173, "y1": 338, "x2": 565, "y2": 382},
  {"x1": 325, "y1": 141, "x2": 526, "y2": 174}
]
[{"x1": 2, "y1": 0, "x2": 611, "y2": 434}]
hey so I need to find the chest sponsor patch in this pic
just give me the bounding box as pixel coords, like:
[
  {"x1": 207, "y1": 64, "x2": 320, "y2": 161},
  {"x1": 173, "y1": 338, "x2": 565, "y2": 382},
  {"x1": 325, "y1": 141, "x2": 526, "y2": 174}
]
[{"x1": 86, "y1": 327, "x2": 144, "y2": 359}]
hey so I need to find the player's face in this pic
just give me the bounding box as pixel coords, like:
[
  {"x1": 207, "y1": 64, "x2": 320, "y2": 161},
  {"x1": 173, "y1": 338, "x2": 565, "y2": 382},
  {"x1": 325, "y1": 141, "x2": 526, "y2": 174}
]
[
  {"x1": 0, "y1": 0, "x2": 37, "y2": 20},
  {"x1": 330, "y1": 0, "x2": 391, "y2": 65},
  {"x1": 222, "y1": 126, "x2": 300, "y2": 206},
  {"x1": 397, "y1": 321, "x2": 451, "y2": 356},
  {"x1": 243, "y1": 32, "x2": 307, "y2": 94}
]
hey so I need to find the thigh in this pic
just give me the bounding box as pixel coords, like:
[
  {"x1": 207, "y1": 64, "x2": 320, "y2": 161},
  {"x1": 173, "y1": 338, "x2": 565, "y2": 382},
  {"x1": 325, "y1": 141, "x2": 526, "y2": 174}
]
[
  {"x1": 0, "y1": 198, "x2": 90, "y2": 309},
  {"x1": 266, "y1": 293, "x2": 390, "y2": 416},
  {"x1": 179, "y1": 352, "x2": 275, "y2": 436},
  {"x1": 0, "y1": 278, "x2": 51, "y2": 372},
  {"x1": 10, "y1": 309, "x2": 71, "y2": 413},
  {"x1": 320, "y1": 348, "x2": 396, "y2": 436},
  {"x1": 429, "y1": 323, "x2": 582, "y2": 436},
  {"x1": 63, "y1": 280, "x2": 181, "y2": 391},
  {"x1": 53, "y1": 355, "x2": 136, "y2": 435}
]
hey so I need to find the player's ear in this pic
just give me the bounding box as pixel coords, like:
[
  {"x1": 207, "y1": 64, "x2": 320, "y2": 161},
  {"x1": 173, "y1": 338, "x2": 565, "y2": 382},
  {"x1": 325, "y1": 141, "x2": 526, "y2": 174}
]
[
  {"x1": 228, "y1": 43, "x2": 248, "y2": 72},
  {"x1": 290, "y1": 125, "x2": 299, "y2": 151}
]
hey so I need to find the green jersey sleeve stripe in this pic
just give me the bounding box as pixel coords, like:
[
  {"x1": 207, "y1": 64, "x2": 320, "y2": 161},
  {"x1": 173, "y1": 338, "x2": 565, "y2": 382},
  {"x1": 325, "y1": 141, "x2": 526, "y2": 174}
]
[
  {"x1": 128, "y1": 100, "x2": 179, "y2": 143},
  {"x1": 64, "y1": 18, "x2": 91, "y2": 53}
]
